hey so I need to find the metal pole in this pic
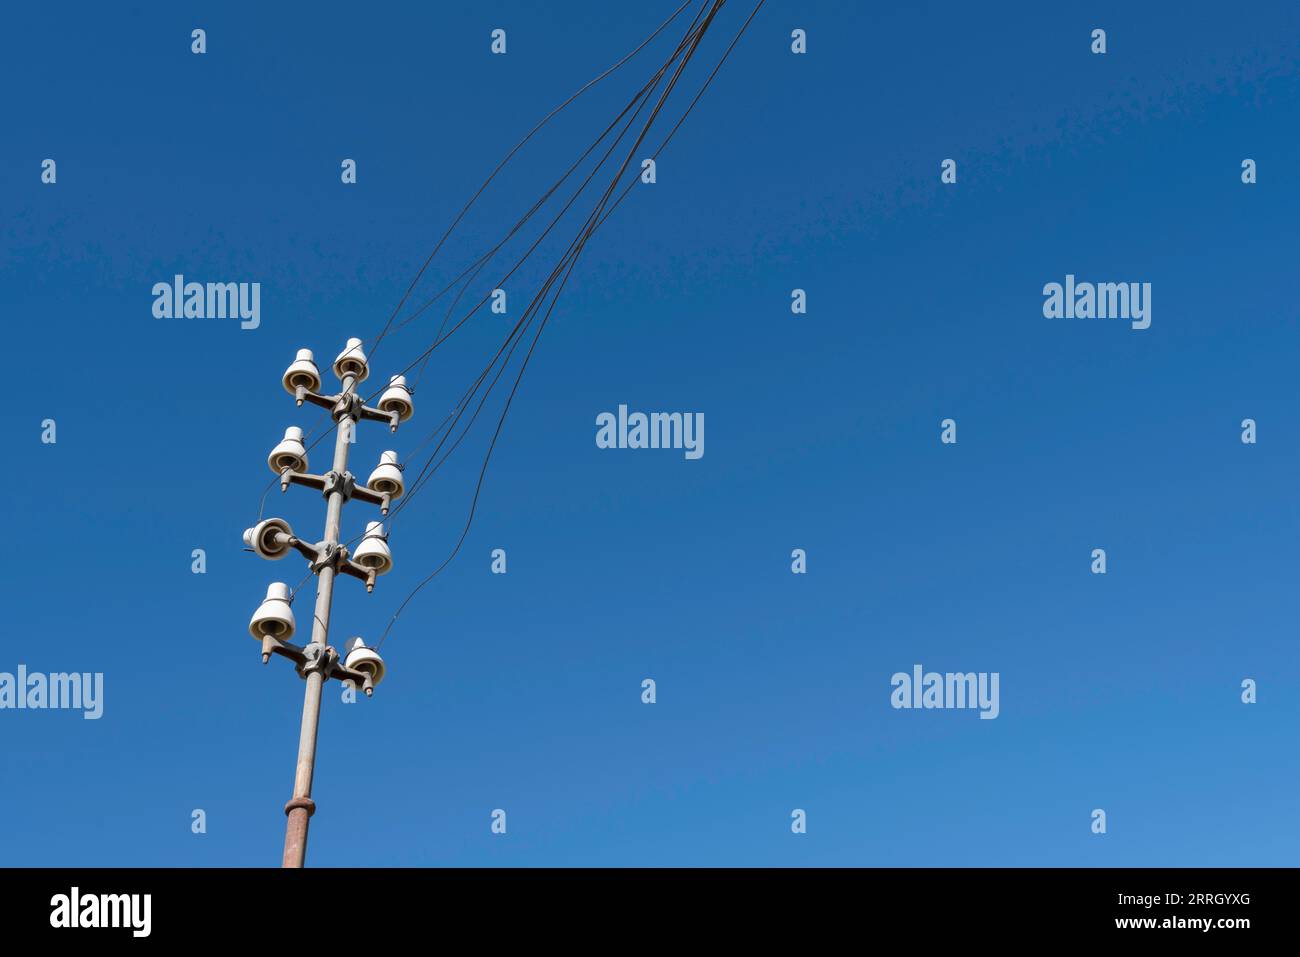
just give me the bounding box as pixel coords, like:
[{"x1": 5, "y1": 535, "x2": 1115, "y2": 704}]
[{"x1": 282, "y1": 374, "x2": 356, "y2": 868}]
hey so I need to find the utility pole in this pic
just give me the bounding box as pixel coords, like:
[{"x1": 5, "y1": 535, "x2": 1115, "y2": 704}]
[{"x1": 244, "y1": 337, "x2": 414, "y2": 867}]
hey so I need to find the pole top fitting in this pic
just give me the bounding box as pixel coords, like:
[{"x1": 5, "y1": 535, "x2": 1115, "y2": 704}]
[{"x1": 332, "y1": 391, "x2": 365, "y2": 423}]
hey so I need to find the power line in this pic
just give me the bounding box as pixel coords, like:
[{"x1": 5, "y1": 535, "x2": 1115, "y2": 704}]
[
  {"x1": 377, "y1": 0, "x2": 756, "y2": 647},
  {"x1": 348, "y1": 3, "x2": 720, "y2": 540},
  {"x1": 365, "y1": 0, "x2": 697, "y2": 368}
]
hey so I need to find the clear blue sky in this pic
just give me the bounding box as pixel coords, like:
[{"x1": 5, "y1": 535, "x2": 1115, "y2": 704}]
[{"x1": 1, "y1": 0, "x2": 1297, "y2": 866}]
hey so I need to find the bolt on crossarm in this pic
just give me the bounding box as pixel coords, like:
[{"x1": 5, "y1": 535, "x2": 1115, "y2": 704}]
[{"x1": 243, "y1": 338, "x2": 415, "y2": 867}]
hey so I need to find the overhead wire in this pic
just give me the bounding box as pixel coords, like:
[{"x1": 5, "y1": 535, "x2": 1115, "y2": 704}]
[
  {"x1": 331, "y1": 6, "x2": 714, "y2": 554},
  {"x1": 340, "y1": 2, "x2": 718, "y2": 544},
  {"x1": 376, "y1": 0, "x2": 754, "y2": 647},
  {"x1": 380, "y1": 23, "x2": 700, "y2": 522},
  {"x1": 367, "y1": 2, "x2": 716, "y2": 400},
  {"x1": 364, "y1": 0, "x2": 697, "y2": 368}
]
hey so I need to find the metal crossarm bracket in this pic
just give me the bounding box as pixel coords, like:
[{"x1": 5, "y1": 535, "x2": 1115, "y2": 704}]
[
  {"x1": 300, "y1": 389, "x2": 340, "y2": 413},
  {"x1": 288, "y1": 536, "x2": 324, "y2": 564},
  {"x1": 259, "y1": 634, "x2": 306, "y2": 668},
  {"x1": 321, "y1": 470, "x2": 356, "y2": 503},
  {"x1": 309, "y1": 541, "x2": 348, "y2": 573},
  {"x1": 282, "y1": 469, "x2": 327, "y2": 494},
  {"x1": 351, "y1": 481, "x2": 387, "y2": 512},
  {"x1": 333, "y1": 391, "x2": 365, "y2": 423},
  {"x1": 358, "y1": 403, "x2": 400, "y2": 432},
  {"x1": 327, "y1": 660, "x2": 376, "y2": 697},
  {"x1": 296, "y1": 642, "x2": 336, "y2": 681}
]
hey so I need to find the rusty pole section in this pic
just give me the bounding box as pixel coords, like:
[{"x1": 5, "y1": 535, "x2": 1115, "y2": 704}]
[{"x1": 281, "y1": 374, "x2": 355, "y2": 869}]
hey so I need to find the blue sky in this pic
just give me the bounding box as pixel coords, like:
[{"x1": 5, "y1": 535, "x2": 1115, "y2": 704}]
[{"x1": 1, "y1": 0, "x2": 1297, "y2": 866}]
